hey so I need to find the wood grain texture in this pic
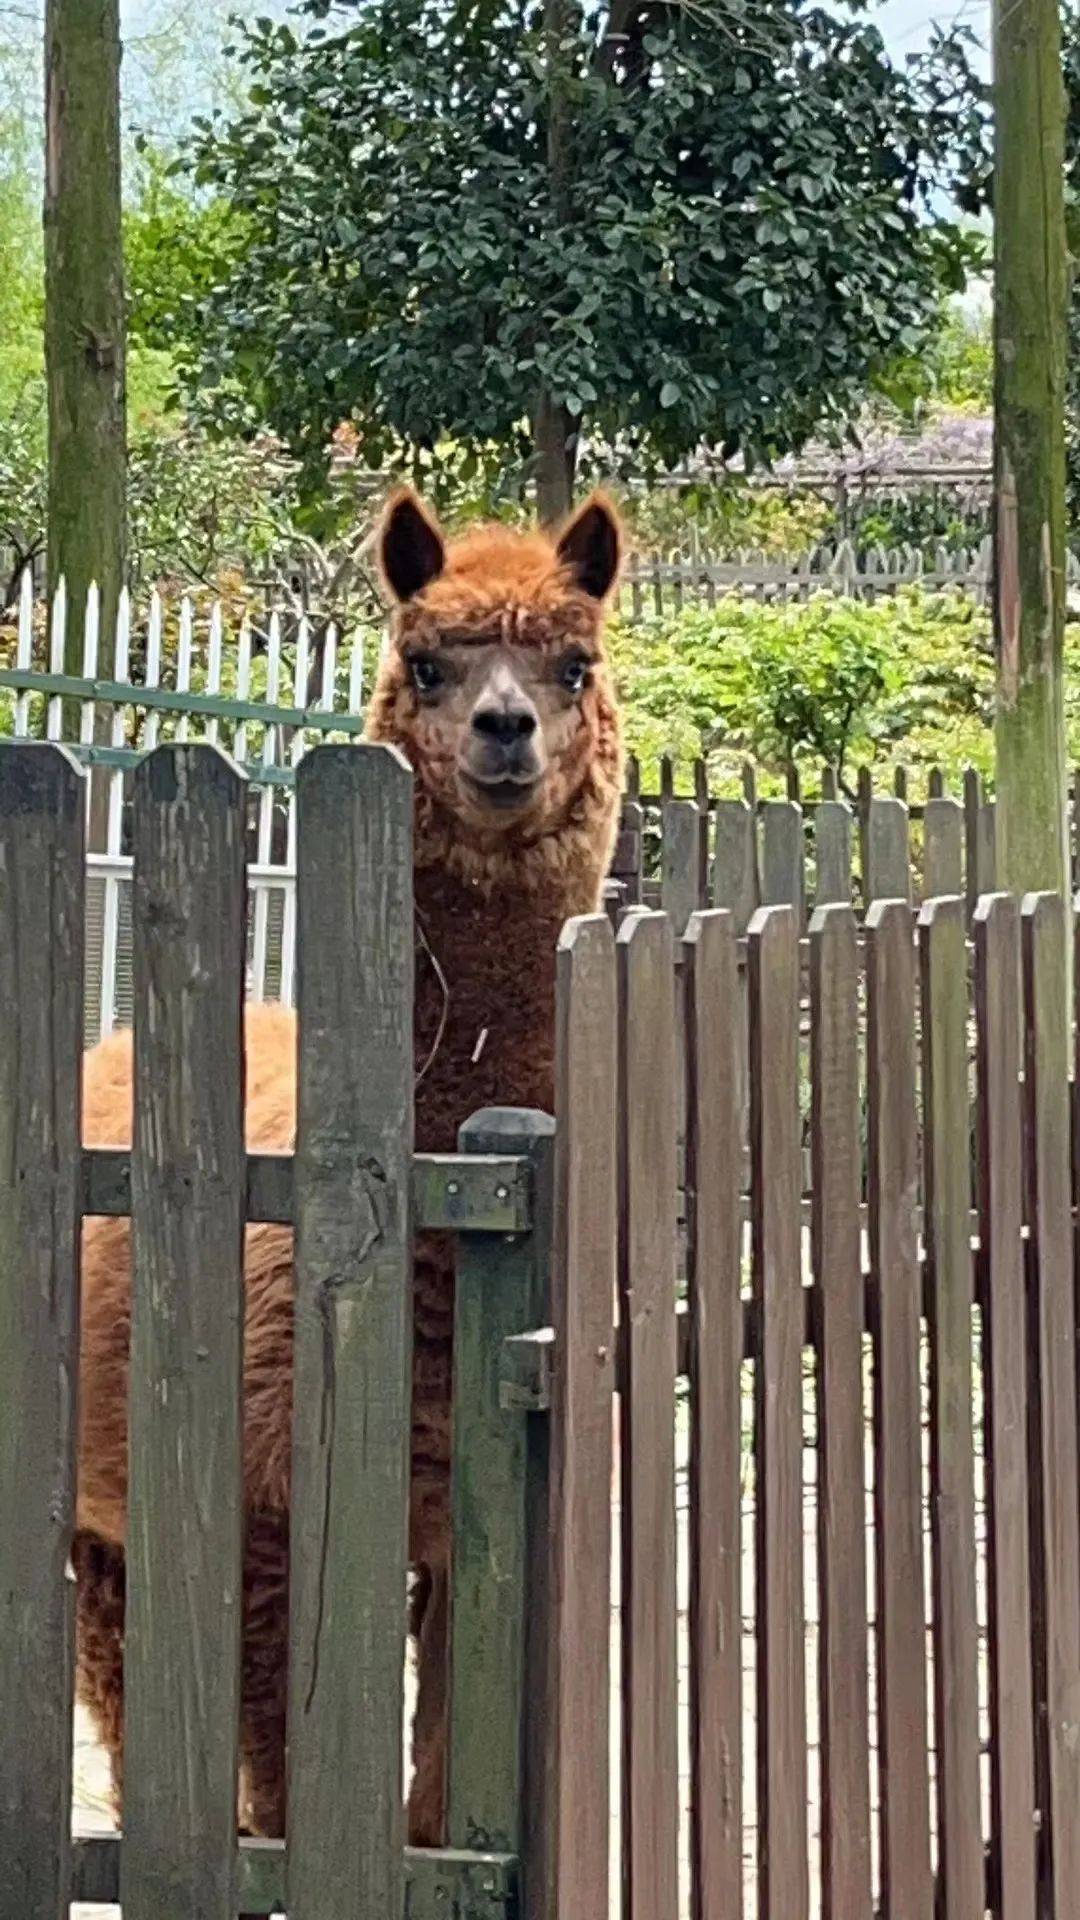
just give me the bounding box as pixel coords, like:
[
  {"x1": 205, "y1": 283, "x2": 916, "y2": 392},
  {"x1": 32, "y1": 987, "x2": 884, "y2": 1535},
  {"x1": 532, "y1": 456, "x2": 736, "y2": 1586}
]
[
  {"x1": 538, "y1": 915, "x2": 617, "y2": 1920},
  {"x1": 1020, "y1": 892, "x2": 1080, "y2": 1918},
  {"x1": 0, "y1": 744, "x2": 85, "y2": 1920},
  {"x1": 808, "y1": 905, "x2": 871, "y2": 1920},
  {"x1": 684, "y1": 911, "x2": 743, "y2": 1920},
  {"x1": 83, "y1": 1146, "x2": 531, "y2": 1234},
  {"x1": 864, "y1": 899, "x2": 932, "y2": 1920},
  {"x1": 813, "y1": 799, "x2": 853, "y2": 908},
  {"x1": 923, "y1": 796, "x2": 964, "y2": 900},
  {"x1": 448, "y1": 1109, "x2": 555, "y2": 1856},
  {"x1": 918, "y1": 895, "x2": 982, "y2": 1920},
  {"x1": 760, "y1": 800, "x2": 804, "y2": 923},
  {"x1": 747, "y1": 904, "x2": 808, "y2": 1920},
  {"x1": 661, "y1": 797, "x2": 703, "y2": 935},
  {"x1": 618, "y1": 912, "x2": 680, "y2": 1920},
  {"x1": 862, "y1": 795, "x2": 912, "y2": 906},
  {"x1": 973, "y1": 895, "x2": 1036, "y2": 1920},
  {"x1": 122, "y1": 744, "x2": 247, "y2": 1920},
  {"x1": 713, "y1": 797, "x2": 759, "y2": 931},
  {"x1": 288, "y1": 744, "x2": 413, "y2": 1920}
]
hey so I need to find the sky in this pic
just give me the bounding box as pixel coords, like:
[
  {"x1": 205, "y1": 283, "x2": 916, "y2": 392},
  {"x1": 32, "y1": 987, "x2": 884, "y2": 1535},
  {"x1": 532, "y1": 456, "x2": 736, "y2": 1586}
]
[
  {"x1": 118, "y1": 0, "x2": 993, "y2": 124},
  {"x1": 874, "y1": 0, "x2": 989, "y2": 72}
]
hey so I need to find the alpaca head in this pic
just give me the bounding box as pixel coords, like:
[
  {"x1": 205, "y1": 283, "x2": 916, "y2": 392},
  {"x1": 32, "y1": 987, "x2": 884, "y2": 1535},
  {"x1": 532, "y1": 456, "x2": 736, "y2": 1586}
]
[{"x1": 366, "y1": 489, "x2": 624, "y2": 889}]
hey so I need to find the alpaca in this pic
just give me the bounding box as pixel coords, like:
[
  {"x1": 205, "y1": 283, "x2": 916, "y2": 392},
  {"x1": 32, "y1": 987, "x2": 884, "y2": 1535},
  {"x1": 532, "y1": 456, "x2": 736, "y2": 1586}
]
[{"x1": 74, "y1": 487, "x2": 624, "y2": 1849}]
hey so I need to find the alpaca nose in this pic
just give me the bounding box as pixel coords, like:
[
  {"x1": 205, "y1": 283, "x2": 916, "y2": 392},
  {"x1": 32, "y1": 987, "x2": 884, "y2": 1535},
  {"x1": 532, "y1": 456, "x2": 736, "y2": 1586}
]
[{"x1": 471, "y1": 699, "x2": 538, "y2": 746}]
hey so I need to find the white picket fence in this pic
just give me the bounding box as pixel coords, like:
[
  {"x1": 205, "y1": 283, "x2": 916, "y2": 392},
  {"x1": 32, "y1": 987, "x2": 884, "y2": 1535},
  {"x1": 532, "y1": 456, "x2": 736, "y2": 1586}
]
[
  {"x1": 620, "y1": 535, "x2": 996, "y2": 614},
  {"x1": 1, "y1": 573, "x2": 377, "y2": 1041}
]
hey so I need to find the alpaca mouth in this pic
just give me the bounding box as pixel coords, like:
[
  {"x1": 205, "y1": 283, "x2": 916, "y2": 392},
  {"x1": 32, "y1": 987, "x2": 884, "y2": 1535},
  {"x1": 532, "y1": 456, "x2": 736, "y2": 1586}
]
[{"x1": 460, "y1": 770, "x2": 542, "y2": 812}]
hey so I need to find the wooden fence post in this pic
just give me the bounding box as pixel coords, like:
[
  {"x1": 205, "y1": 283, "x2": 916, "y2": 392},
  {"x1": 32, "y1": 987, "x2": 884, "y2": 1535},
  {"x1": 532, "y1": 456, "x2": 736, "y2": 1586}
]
[
  {"x1": 684, "y1": 912, "x2": 744, "y2": 1920},
  {"x1": 918, "y1": 897, "x2": 982, "y2": 1919},
  {"x1": 122, "y1": 744, "x2": 248, "y2": 1920},
  {"x1": 865, "y1": 899, "x2": 932, "y2": 1920},
  {"x1": 288, "y1": 744, "x2": 414, "y2": 1920},
  {"x1": 0, "y1": 744, "x2": 85, "y2": 1920},
  {"x1": 747, "y1": 905, "x2": 808, "y2": 1920},
  {"x1": 974, "y1": 896, "x2": 1036, "y2": 1920},
  {"x1": 618, "y1": 911, "x2": 680, "y2": 1920},
  {"x1": 448, "y1": 1108, "x2": 556, "y2": 1857},
  {"x1": 1021, "y1": 892, "x2": 1080, "y2": 1916},
  {"x1": 809, "y1": 904, "x2": 871, "y2": 1920},
  {"x1": 537, "y1": 915, "x2": 617, "y2": 1920}
]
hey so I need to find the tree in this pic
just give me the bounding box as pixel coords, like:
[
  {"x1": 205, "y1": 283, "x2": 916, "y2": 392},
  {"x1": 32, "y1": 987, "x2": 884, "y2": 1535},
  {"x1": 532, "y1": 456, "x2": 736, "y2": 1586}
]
[
  {"x1": 184, "y1": 0, "x2": 987, "y2": 520},
  {"x1": 44, "y1": 0, "x2": 126, "y2": 678},
  {"x1": 994, "y1": 0, "x2": 1068, "y2": 898}
]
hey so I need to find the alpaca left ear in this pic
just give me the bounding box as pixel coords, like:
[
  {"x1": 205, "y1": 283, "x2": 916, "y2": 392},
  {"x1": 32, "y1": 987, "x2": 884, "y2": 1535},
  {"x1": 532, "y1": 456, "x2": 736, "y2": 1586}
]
[
  {"x1": 378, "y1": 487, "x2": 446, "y2": 603},
  {"x1": 556, "y1": 493, "x2": 623, "y2": 601}
]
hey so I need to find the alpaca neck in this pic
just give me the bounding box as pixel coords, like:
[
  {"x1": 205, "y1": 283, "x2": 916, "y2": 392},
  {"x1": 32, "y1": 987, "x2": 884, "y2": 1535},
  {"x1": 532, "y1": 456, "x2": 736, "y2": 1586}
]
[{"x1": 411, "y1": 843, "x2": 607, "y2": 1153}]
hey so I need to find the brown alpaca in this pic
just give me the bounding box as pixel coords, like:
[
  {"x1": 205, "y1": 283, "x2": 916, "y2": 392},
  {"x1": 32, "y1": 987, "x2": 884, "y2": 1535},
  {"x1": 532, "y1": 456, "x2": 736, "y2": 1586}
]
[{"x1": 74, "y1": 488, "x2": 624, "y2": 1847}]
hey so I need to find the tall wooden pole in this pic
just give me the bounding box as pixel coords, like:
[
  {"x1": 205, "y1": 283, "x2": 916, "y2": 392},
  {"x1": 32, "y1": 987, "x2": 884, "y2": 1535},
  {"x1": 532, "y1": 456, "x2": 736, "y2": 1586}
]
[
  {"x1": 993, "y1": 0, "x2": 1069, "y2": 898},
  {"x1": 534, "y1": 0, "x2": 577, "y2": 526},
  {"x1": 44, "y1": 0, "x2": 127, "y2": 685}
]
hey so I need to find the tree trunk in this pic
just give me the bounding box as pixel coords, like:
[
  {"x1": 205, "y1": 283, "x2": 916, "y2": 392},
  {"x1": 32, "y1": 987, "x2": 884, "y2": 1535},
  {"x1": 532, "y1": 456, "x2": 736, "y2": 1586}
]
[
  {"x1": 992, "y1": 0, "x2": 1068, "y2": 898},
  {"x1": 535, "y1": 0, "x2": 577, "y2": 527},
  {"x1": 44, "y1": 0, "x2": 126, "y2": 699},
  {"x1": 534, "y1": 391, "x2": 576, "y2": 526}
]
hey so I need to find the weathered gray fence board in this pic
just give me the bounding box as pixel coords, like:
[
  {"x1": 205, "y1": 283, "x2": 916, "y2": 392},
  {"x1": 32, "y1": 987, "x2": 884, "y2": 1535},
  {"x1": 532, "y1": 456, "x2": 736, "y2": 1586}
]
[
  {"x1": 1021, "y1": 893, "x2": 1080, "y2": 1917},
  {"x1": 122, "y1": 745, "x2": 247, "y2": 1920},
  {"x1": 83, "y1": 1145, "x2": 530, "y2": 1234},
  {"x1": 684, "y1": 912, "x2": 744, "y2": 1920},
  {"x1": 923, "y1": 796, "x2": 964, "y2": 899},
  {"x1": 814, "y1": 800, "x2": 853, "y2": 907},
  {"x1": 918, "y1": 897, "x2": 982, "y2": 1920},
  {"x1": 0, "y1": 745, "x2": 85, "y2": 1920},
  {"x1": 747, "y1": 906, "x2": 808, "y2": 1920},
  {"x1": 661, "y1": 798, "x2": 703, "y2": 936},
  {"x1": 618, "y1": 913, "x2": 680, "y2": 1920},
  {"x1": 863, "y1": 796, "x2": 912, "y2": 905},
  {"x1": 760, "y1": 800, "x2": 804, "y2": 922},
  {"x1": 537, "y1": 916, "x2": 617, "y2": 1920},
  {"x1": 809, "y1": 905, "x2": 871, "y2": 1920},
  {"x1": 448, "y1": 1109, "x2": 555, "y2": 1856},
  {"x1": 713, "y1": 798, "x2": 758, "y2": 930},
  {"x1": 973, "y1": 896, "x2": 1036, "y2": 1920},
  {"x1": 865, "y1": 899, "x2": 932, "y2": 1920},
  {"x1": 287, "y1": 745, "x2": 413, "y2": 1920}
]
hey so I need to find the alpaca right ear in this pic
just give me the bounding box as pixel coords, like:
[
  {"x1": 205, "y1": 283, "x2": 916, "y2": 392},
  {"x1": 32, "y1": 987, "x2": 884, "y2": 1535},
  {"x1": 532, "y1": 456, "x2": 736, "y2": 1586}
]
[{"x1": 378, "y1": 488, "x2": 446, "y2": 602}]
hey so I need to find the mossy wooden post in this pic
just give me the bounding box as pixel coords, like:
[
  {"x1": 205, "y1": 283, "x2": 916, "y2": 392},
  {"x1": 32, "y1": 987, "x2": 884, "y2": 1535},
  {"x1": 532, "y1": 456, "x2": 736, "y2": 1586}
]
[
  {"x1": 448, "y1": 1109, "x2": 556, "y2": 1857},
  {"x1": 44, "y1": 0, "x2": 126, "y2": 677},
  {"x1": 993, "y1": 0, "x2": 1068, "y2": 899},
  {"x1": 0, "y1": 745, "x2": 85, "y2": 1920},
  {"x1": 288, "y1": 745, "x2": 413, "y2": 1920}
]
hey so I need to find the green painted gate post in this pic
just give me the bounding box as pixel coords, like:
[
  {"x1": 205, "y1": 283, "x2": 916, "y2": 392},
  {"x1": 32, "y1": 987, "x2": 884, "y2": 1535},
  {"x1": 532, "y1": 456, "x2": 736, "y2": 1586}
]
[{"x1": 448, "y1": 1107, "x2": 556, "y2": 1887}]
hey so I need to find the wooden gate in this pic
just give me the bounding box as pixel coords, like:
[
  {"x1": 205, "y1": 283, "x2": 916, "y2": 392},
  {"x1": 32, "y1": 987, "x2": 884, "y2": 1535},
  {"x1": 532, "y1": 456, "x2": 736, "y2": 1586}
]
[{"x1": 2, "y1": 737, "x2": 1079, "y2": 1918}]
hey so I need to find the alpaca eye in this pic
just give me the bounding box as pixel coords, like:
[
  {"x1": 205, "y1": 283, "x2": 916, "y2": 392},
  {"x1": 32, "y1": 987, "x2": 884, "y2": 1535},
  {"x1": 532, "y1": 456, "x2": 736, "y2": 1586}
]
[
  {"x1": 559, "y1": 654, "x2": 589, "y2": 695},
  {"x1": 410, "y1": 654, "x2": 444, "y2": 695}
]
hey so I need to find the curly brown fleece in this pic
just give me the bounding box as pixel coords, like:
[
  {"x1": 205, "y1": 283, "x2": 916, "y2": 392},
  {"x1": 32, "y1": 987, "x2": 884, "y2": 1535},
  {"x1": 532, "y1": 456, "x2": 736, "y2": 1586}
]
[{"x1": 73, "y1": 491, "x2": 624, "y2": 1847}]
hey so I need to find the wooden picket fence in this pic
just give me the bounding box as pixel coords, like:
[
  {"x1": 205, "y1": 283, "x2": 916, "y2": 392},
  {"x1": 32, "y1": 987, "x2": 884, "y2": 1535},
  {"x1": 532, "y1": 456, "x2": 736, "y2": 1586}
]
[
  {"x1": 3, "y1": 734, "x2": 1080, "y2": 1918},
  {"x1": 612, "y1": 758, "x2": 1004, "y2": 935}
]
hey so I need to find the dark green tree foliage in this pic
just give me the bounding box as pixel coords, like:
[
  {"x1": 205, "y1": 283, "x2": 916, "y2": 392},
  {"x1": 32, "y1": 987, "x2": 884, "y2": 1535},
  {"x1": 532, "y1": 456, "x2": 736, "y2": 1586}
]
[{"x1": 187, "y1": 0, "x2": 986, "y2": 501}]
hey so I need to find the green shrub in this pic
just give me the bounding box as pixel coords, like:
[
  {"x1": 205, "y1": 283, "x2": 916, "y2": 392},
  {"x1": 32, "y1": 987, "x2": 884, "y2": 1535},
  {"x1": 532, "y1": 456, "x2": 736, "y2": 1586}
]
[{"x1": 607, "y1": 588, "x2": 997, "y2": 794}]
